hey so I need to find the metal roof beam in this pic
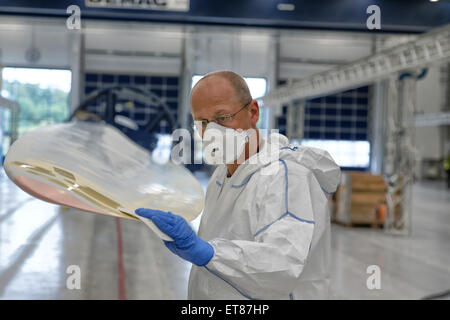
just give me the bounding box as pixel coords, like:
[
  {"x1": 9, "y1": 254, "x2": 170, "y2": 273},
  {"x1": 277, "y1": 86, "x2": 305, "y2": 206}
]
[{"x1": 262, "y1": 24, "x2": 450, "y2": 107}]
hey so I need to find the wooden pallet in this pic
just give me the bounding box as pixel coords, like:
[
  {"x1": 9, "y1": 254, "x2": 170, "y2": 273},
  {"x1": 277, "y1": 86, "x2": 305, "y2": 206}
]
[{"x1": 332, "y1": 171, "x2": 387, "y2": 228}]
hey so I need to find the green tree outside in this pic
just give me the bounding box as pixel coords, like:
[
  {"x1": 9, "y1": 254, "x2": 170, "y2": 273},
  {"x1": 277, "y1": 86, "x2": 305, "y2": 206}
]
[{"x1": 2, "y1": 80, "x2": 70, "y2": 137}]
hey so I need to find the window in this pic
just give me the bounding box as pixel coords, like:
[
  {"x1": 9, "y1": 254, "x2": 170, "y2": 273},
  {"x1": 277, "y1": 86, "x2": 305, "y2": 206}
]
[
  {"x1": 300, "y1": 139, "x2": 370, "y2": 168},
  {"x1": 1, "y1": 67, "x2": 72, "y2": 141}
]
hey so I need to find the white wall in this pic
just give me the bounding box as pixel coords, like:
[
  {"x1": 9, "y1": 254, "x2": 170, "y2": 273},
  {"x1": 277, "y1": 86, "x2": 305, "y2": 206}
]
[
  {"x1": 0, "y1": 17, "x2": 72, "y2": 68},
  {"x1": 414, "y1": 65, "x2": 446, "y2": 160},
  {"x1": 2, "y1": 15, "x2": 443, "y2": 135},
  {"x1": 279, "y1": 31, "x2": 374, "y2": 80},
  {"x1": 0, "y1": 15, "x2": 389, "y2": 85},
  {"x1": 83, "y1": 21, "x2": 183, "y2": 75}
]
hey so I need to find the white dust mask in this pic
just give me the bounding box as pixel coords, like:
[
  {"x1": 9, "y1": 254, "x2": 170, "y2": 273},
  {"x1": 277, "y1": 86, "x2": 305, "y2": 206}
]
[{"x1": 201, "y1": 122, "x2": 254, "y2": 165}]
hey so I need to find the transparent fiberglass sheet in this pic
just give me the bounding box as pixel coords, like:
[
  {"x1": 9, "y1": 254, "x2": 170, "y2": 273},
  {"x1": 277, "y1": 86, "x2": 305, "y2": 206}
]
[{"x1": 4, "y1": 121, "x2": 204, "y2": 222}]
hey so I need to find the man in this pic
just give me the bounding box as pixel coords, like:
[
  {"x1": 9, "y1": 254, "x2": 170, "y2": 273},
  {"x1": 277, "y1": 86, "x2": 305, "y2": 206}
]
[{"x1": 136, "y1": 71, "x2": 341, "y2": 300}]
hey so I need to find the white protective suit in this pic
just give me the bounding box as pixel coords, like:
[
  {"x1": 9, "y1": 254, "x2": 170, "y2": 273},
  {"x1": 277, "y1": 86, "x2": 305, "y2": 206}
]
[{"x1": 188, "y1": 133, "x2": 341, "y2": 300}]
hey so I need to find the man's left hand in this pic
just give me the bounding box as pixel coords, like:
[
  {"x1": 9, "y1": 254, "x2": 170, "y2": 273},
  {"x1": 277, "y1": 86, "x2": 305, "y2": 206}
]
[{"x1": 135, "y1": 208, "x2": 214, "y2": 267}]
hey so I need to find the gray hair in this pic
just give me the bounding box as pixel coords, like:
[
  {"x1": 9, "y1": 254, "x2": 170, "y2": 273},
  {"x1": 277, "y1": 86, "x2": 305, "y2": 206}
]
[{"x1": 193, "y1": 70, "x2": 252, "y2": 105}]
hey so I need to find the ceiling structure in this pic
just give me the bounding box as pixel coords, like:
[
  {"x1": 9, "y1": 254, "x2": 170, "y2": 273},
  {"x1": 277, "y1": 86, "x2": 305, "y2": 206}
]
[{"x1": 0, "y1": 0, "x2": 449, "y2": 33}]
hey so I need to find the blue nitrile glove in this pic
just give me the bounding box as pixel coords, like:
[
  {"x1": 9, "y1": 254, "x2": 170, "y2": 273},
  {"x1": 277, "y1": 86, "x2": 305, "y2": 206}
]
[{"x1": 135, "y1": 208, "x2": 214, "y2": 266}]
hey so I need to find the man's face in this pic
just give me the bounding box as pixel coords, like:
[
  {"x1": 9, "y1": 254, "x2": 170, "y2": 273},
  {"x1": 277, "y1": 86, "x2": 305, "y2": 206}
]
[{"x1": 190, "y1": 76, "x2": 259, "y2": 139}]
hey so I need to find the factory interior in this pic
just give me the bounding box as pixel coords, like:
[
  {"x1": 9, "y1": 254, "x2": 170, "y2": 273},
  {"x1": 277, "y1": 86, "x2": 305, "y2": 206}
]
[{"x1": 0, "y1": 1, "x2": 449, "y2": 301}]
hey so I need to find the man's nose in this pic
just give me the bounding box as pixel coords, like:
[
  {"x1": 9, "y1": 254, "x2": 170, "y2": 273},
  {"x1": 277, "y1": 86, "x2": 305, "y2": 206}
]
[
  {"x1": 201, "y1": 123, "x2": 208, "y2": 137},
  {"x1": 193, "y1": 121, "x2": 206, "y2": 139}
]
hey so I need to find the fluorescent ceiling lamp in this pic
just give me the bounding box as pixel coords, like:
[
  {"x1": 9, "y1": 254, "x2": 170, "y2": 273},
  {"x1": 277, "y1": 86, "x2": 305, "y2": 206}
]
[{"x1": 277, "y1": 3, "x2": 295, "y2": 11}]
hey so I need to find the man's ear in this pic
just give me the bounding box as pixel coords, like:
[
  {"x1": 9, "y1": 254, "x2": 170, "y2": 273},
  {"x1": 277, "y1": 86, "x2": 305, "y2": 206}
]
[{"x1": 249, "y1": 100, "x2": 260, "y2": 126}]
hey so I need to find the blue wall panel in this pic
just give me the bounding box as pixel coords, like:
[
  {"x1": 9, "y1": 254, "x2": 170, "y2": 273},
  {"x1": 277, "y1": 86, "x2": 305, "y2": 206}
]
[
  {"x1": 84, "y1": 72, "x2": 179, "y2": 134},
  {"x1": 276, "y1": 83, "x2": 370, "y2": 141}
]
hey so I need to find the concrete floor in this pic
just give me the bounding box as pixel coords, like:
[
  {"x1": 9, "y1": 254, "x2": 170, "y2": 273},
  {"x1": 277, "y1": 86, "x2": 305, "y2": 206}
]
[{"x1": 0, "y1": 167, "x2": 448, "y2": 300}]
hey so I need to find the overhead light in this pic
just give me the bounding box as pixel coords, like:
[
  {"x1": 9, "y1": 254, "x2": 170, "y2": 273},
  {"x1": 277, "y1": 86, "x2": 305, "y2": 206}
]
[
  {"x1": 429, "y1": 0, "x2": 439, "y2": 2},
  {"x1": 277, "y1": 3, "x2": 295, "y2": 11}
]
